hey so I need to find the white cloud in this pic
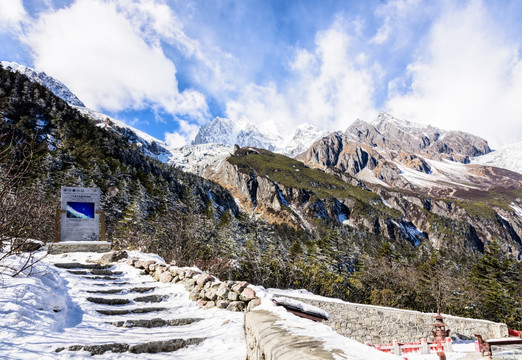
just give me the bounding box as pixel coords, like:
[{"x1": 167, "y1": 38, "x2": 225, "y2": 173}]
[
  {"x1": 0, "y1": 0, "x2": 28, "y2": 33},
  {"x1": 21, "y1": 0, "x2": 208, "y2": 122},
  {"x1": 371, "y1": 0, "x2": 423, "y2": 45},
  {"x1": 165, "y1": 119, "x2": 200, "y2": 148},
  {"x1": 290, "y1": 22, "x2": 378, "y2": 131},
  {"x1": 222, "y1": 18, "x2": 379, "y2": 138},
  {"x1": 386, "y1": 0, "x2": 522, "y2": 147}
]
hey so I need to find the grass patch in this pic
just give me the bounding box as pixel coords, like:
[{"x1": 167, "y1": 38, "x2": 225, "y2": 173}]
[{"x1": 227, "y1": 149, "x2": 401, "y2": 217}]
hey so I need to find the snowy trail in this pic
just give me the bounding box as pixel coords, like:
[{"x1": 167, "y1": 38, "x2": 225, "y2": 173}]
[{"x1": 0, "y1": 251, "x2": 246, "y2": 359}]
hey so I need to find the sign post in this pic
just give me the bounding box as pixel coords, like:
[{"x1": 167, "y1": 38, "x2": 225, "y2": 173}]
[{"x1": 60, "y1": 187, "x2": 101, "y2": 242}]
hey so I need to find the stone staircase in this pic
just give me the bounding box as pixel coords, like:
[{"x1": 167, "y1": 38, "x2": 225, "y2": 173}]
[{"x1": 52, "y1": 262, "x2": 206, "y2": 356}]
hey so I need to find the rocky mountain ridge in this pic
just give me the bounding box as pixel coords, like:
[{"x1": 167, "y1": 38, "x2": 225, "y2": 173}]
[{"x1": 205, "y1": 147, "x2": 522, "y2": 259}]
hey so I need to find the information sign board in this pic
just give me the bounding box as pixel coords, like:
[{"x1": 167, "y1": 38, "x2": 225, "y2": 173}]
[{"x1": 60, "y1": 187, "x2": 101, "y2": 242}]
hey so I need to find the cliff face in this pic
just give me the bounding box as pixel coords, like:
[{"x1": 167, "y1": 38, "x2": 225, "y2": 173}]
[{"x1": 208, "y1": 146, "x2": 522, "y2": 258}]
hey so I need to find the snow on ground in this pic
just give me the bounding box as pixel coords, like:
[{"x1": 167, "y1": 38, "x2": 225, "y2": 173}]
[
  {"x1": 472, "y1": 141, "x2": 522, "y2": 175},
  {"x1": 0, "y1": 250, "x2": 245, "y2": 359},
  {"x1": 264, "y1": 288, "x2": 477, "y2": 360},
  {"x1": 1, "y1": 249, "x2": 482, "y2": 360},
  {"x1": 252, "y1": 286, "x2": 402, "y2": 360},
  {"x1": 395, "y1": 159, "x2": 477, "y2": 190}
]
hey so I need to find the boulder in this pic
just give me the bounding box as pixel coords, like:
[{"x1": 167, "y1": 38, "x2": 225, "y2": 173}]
[
  {"x1": 197, "y1": 299, "x2": 208, "y2": 307},
  {"x1": 159, "y1": 272, "x2": 173, "y2": 283},
  {"x1": 196, "y1": 274, "x2": 214, "y2": 287},
  {"x1": 204, "y1": 289, "x2": 217, "y2": 301},
  {"x1": 189, "y1": 287, "x2": 201, "y2": 301},
  {"x1": 97, "y1": 251, "x2": 128, "y2": 265},
  {"x1": 184, "y1": 278, "x2": 197, "y2": 291},
  {"x1": 232, "y1": 281, "x2": 249, "y2": 294},
  {"x1": 216, "y1": 300, "x2": 230, "y2": 309},
  {"x1": 239, "y1": 287, "x2": 256, "y2": 301},
  {"x1": 226, "y1": 301, "x2": 245, "y2": 312},
  {"x1": 204, "y1": 301, "x2": 216, "y2": 309},
  {"x1": 185, "y1": 269, "x2": 201, "y2": 278},
  {"x1": 228, "y1": 292, "x2": 239, "y2": 301},
  {"x1": 247, "y1": 297, "x2": 262, "y2": 311},
  {"x1": 216, "y1": 287, "x2": 229, "y2": 299}
]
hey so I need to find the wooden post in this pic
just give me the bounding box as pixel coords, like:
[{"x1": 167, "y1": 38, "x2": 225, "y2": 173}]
[
  {"x1": 54, "y1": 209, "x2": 66, "y2": 242},
  {"x1": 96, "y1": 210, "x2": 106, "y2": 242}
]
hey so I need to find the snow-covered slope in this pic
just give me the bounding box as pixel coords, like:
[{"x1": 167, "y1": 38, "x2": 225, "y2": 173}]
[
  {"x1": 472, "y1": 140, "x2": 522, "y2": 175},
  {"x1": 281, "y1": 123, "x2": 329, "y2": 157},
  {"x1": 168, "y1": 143, "x2": 233, "y2": 176},
  {"x1": 77, "y1": 107, "x2": 174, "y2": 163},
  {"x1": 1, "y1": 61, "x2": 85, "y2": 107},
  {"x1": 1, "y1": 61, "x2": 179, "y2": 163}
]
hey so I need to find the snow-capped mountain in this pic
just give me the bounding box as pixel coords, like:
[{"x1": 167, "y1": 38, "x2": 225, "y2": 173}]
[
  {"x1": 472, "y1": 140, "x2": 522, "y2": 175},
  {"x1": 193, "y1": 116, "x2": 328, "y2": 157},
  {"x1": 1, "y1": 61, "x2": 85, "y2": 107},
  {"x1": 281, "y1": 123, "x2": 330, "y2": 157},
  {"x1": 347, "y1": 112, "x2": 491, "y2": 163},
  {"x1": 193, "y1": 116, "x2": 284, "y2": 152}
]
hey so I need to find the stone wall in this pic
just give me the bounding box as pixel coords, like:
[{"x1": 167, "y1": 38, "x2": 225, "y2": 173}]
[
  {"x1": 127, "y1": 258, "x2": 261, "y2": 312},
  {"x1": 282, "y1": 295, "x2": 508, "y2": 344},
  {"x1": 245, "y1": 310, "x2": 340, "y2": 360}
]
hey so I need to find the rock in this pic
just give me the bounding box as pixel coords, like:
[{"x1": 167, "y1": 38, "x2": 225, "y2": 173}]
[
  {"x1": 159, "y1": 272, "x2": 173, "y2": 283},
  {"x1": 172, "y1": 275, "x2": 180, "y2": 283},
  {"x1": 239, "y1": 287, "x2": 256, "y2": 301},
  {"x1": 196, "y1": 274, "x2": 214, "y2": 287},
  {"x1": 228, "y1": 292, "x2": 239, "y2": 301},
  {"x1": 204, "y1": 289, "x2": 217, "y2": 301},
  {"x1": 247, "y1": 297, "x2": 262, "y2": 311},
  {"x1": 231, "y1": 281, "x2": 249, "y2": 294},
  {"x1": 185, "y1": 269, "x2": 201, "y2": 278},
  {"x1": 216, "y1": 287, "x2": 229, "y2": 299},
  {"x1": 189, "y1": 287, "x2": 201, "y2": 301},
  {"x1": 226, "y1": 301, "x2": 245, "y2": 312},
  {"x1": 127, "y1": 257, "x2": 139, "y2": 266},
  {"x1": 184, "y1": 278, "x2": 197, "y2": 290},
  {"x1": 97, "y1": 250, "x2": 128, "y2": 265},
  {"x1": 197, "y1": 299, "x2": 208, "y2": 307},
  {"x1": 204, "y1": 301, "x2": 216, "y2": 309},
  {"x1": 136, "y1": 260, "x2": 155, "y2": 270},
  {"x1": 148, "y1": 263, "x2": 158, "y2": 272},
  {"x1": 216, "y1": 300, "x2": 230, "y2": 309}
]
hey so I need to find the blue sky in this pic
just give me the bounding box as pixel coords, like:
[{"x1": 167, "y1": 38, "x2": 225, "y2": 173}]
[{"x1": 1, "y1": 0, "x2": 522, "y2": 148}]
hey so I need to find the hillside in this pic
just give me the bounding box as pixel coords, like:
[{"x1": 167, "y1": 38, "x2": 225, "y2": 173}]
[{"x1": 1, "y1": 64, "x2": 520, "y2": 329}]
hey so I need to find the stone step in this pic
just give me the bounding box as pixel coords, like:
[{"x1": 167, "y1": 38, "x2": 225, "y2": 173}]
[
  {"x1": 86, "y1": 286, "x2": 156, "y2": 295},
  {"x1": 67, "y1": 269, "x2": 123, "y2": 276},
  {"x1": 54, "y1": 262, "x2": 112, "y2": 270},
  {"x1": 86, "y1": 297, "x2": 130, "y2": 305},
  {"x1": 86, "y1": 289, "x2": 123, "y2": 294},
  {"x1": 96, "y1": 307, "x2": 166, "y2": 315},
  {"x1": 133, "y1": 294, "x2": 165, "y2": 303},
  {"x1": 55, "y1": 338, "x2": 204, "y2": 355},
  {"x1": 129, "y1": 286, "x2": 156, "y2": 293},
  {"x1": 92, "y1": 282, "x2": 129, "y2": 286},
  {"x1": 83, "y1": 276, "x2": 119, "y2": 281},
  {"x1": 91, "y1": 269, "x2": 123, "y2": 276},
  {"x1": 112, "y1": 318, "x2": 203, "y2": 328}
]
